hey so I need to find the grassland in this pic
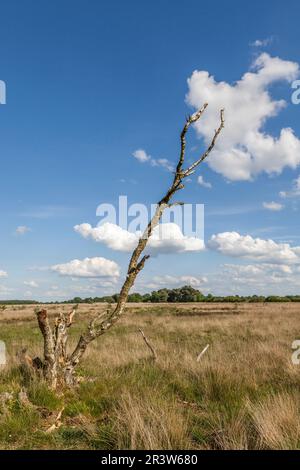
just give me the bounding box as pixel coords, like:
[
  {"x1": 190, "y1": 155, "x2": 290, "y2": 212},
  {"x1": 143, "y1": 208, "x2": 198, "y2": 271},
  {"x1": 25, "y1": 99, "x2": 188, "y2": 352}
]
[{"x1": 0, "y1": 302, "x2": 300, "y2": 450}]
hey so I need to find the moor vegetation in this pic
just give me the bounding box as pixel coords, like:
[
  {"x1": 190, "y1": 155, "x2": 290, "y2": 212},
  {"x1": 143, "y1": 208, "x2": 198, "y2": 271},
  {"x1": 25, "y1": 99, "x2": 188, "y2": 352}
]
[{"x1": 1, "y1": 302, "x2": 300, "y2": 450}]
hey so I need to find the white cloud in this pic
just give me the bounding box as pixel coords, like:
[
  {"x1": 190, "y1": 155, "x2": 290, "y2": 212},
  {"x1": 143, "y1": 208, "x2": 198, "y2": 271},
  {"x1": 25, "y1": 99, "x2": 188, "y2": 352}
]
[
  {"x1": 75, "y1": 223, "x2": 137, "y2": 251},
  {"x1": 15, "y1": 225, "x2": 31, "y2": 235},
  {"x1": 250, "y1": 37, "x2": 274, "y2": 47},
  {"x1": 197, "y1": 175, "x2": 212, "y2": 189},
  {"x1": 208, "y1": 231, "x2": 300, "y2": 265},
  {"x1": 0, "y1": 285, "x2": 14, "y2": 295},
  {"x1": 146, "y1": 223, "x2": 204, "y2": 254},
  {"x1": 51, "y1": 257, "x2": 120, "y2": 278},
  {"x1": 135, "y1": 262, "x2": 300, "y2": 296},
  {"x1": 152, "y1": 158, "x2": 174, "y2": 172},
  {"x1": 193, "y1": 261, "x2": 300, "y2": 296},
  {"x1": 23, "y1": 280, "x2": 39, "y2": 288},
  {"x1": 223, "y1": 263, "x2": 293, "y2": 278},
  {"x1": 0, "y1": 270, "x2": 8, "y2": 278},
  {"x1": 263, "y1": 201, "x2": 284, "y2": 211},
  {"x1": 24, "y1": 290, "x2": 33, "y2": 298},
  {"x1": 132, "y1": 149, "x2": 174, "y2": 172},
  {"x1": 144, "y1": 274, "x2": 207, "y2": 290},
  {"x1": 75, "y1": 222, "x2": 204, "y2": 255},
  {"x1": 43, "y1": 289, "x2": 71, "y2": 298},
  {"x1": 280, "y1": 175, "x2": 300, "y2": 198},
  {"x1": 132, "y1": 149, "x2": 150, "y2": 163},
  {"x1": 186, "y1": 53, "x2": 300, "y2": 181},
  {"x1": 210, "y1": 261, "x2": 300, "y2": 295},
  {"x1": 41, "y1": 279, "x2": 119, "y2": 300}
]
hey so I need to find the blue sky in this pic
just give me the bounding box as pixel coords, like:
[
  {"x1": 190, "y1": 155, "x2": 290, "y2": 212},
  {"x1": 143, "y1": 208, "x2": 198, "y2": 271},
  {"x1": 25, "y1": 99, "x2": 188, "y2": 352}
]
[{"x1": 1, "y1": 0, "x2": 300, "y2": 300}]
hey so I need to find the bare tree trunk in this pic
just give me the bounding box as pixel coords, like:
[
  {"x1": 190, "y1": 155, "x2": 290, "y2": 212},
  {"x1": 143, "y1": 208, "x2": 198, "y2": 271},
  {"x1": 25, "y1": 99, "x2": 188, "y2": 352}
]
[
  {"x1": 34, "y1": 307, "x2": 77, "y2": 389},
  {"x1": 32, "y1": 104, "x2": 224, "y2": 389},
  {"x1": 36, "y1": 309, "x2": 57, "y2": 389}
]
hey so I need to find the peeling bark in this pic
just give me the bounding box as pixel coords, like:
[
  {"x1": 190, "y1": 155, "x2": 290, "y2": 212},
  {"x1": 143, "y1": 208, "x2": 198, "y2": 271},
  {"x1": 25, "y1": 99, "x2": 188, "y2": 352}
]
[{"x1": 33, "y1": 307, "x2": 78, "y2": 388}]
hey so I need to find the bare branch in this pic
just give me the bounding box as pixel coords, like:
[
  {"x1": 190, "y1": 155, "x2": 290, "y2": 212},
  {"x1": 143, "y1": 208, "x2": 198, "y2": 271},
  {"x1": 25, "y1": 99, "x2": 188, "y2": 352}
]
[
  {"x1": 67, "y1": 305, "x2": 78, "y2": 327},
  {"x1": 176, "y1": 103, "x2": 208, "y2": 175},
  {"x1": 45, "y1": 407, "x2": 64, "y2": 434},
  {"x1": 196, "y1": 344, "x2": 210, "y2": 362},
  {"x1": 167, "y1": 202, "x2": 185, "y2": 208},
  {"x1": 183, "y1": 109, "x2": 225, "y2": 176},
  {"x1": 134, "y1": 254, "x2": 150, "y2": 274},
  {"x1": 138, "y1": 329, "x2": 157, "y2": 361}
]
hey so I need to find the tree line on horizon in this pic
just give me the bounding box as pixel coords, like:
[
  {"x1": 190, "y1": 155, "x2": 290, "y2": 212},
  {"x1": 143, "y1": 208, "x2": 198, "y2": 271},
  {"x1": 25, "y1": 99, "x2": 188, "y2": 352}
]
[{"x1": 1, "y1": 285, "x2": 300, "y2": 305}]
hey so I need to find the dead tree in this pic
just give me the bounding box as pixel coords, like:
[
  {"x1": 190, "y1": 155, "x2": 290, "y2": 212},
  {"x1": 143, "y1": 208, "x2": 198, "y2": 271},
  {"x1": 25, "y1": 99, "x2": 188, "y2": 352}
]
[
  {"x1": 33, "y1": 307, "x2": 77, "y2": 388},
  {"x1": 33, "y1": 103, "x2": 224, "y2": 389}
]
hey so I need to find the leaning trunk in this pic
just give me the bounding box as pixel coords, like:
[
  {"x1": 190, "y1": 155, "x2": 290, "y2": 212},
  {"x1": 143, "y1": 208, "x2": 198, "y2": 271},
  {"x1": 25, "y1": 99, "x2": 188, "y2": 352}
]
[{"x1": 29, "y1": 104, "x2": 224, "y2": 390}]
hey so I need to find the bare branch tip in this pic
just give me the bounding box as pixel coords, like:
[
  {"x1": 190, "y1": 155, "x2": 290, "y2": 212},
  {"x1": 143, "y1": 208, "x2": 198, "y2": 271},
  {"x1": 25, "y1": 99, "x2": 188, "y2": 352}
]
[{"x1": 220, "y1": 108, "x2": 225, "y2": 124}]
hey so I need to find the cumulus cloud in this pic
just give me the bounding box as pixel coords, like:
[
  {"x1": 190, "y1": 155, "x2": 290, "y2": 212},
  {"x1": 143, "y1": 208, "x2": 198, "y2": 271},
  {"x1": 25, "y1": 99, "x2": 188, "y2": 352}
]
[
  {"x1": 132, "y1": 149, "x2": 150, "y2": 163},
  {"x1": 15, "y1": 225, "x2": 31, "y2": 235},
  {"x1": 51, "y1": 257, "x2": 120, "y2": 278},
  {"x1": 132, "y1": 149, "x2": 174, "y2": 172},
  {"x1": 194, "y1": 261, "x2": 300, "y2": 296},
  {"x1": 146, "y1": 223, "x2": 204, "y2": 254},
  {"x1": 263, "y1": 201, "x2": 284, "y2": 211},
  {"x1": 23, "y1": 280, "x2": 39, "y2": 288},
  {"x1": 197, "y1": 175, "x2": 212, "y2": 189},
  {"x1": 208, "y1": 231, "x2": 300, "y2": 265},
  {"x1": 186, "y1": 53, "x2": 300, "y2": 181},
  {"x1": 211, "y1": 261, "x2": 300, "y2": 295},
  {"x1": 134, "y1": 262, "x2": 300, "y2": 297},
  {"x1": 75, "y1": 223, "x2": 137, "y2": 251},
  {"x1": 223, "y1": 263, "x2": 292, "y2": 278},
  {"x1": 75, "y1": 222, "x2": 204, "y2": 255},
  {"x1": 0, "y1": 270, "x2": 8, "y2": 278}
]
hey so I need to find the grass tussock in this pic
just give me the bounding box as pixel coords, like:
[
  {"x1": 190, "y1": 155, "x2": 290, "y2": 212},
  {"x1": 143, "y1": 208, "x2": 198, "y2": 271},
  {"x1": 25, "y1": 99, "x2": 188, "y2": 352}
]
[{"x1": 0, "y1": 302, "x2": 300, "y2": 449}]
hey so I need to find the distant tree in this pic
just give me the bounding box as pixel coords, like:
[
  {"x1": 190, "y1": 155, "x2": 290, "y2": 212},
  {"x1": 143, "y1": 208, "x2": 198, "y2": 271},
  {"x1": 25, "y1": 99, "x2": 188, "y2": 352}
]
[
  {"x1": 266, "y1": 296, "x2": 291, "y2": 302},
  {"x1": 176, "y1": 285, "x2": 201, "y2": 302},
  {"x1": 142, "y1": 293, "x2": 151, "y2": 303},
  {"x1": 128, "y1": 293, "x2": 144, "y2": 302}
]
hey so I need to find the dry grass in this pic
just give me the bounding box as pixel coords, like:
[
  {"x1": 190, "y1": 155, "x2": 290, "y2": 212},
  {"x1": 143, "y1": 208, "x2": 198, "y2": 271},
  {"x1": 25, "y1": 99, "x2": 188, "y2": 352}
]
[
  {"x1": 0, "y1": 302, "x2": 300, "y2": 449},
  {"x1": 248, "y1": 392, "x2": 300, "y2": 449}
]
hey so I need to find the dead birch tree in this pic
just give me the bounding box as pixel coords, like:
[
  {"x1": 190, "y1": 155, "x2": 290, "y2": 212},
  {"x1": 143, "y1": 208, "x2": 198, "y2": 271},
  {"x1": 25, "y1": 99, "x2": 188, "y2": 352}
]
[{"x1": 32, "y1": 103, "x2": 224, "y2": 389}]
